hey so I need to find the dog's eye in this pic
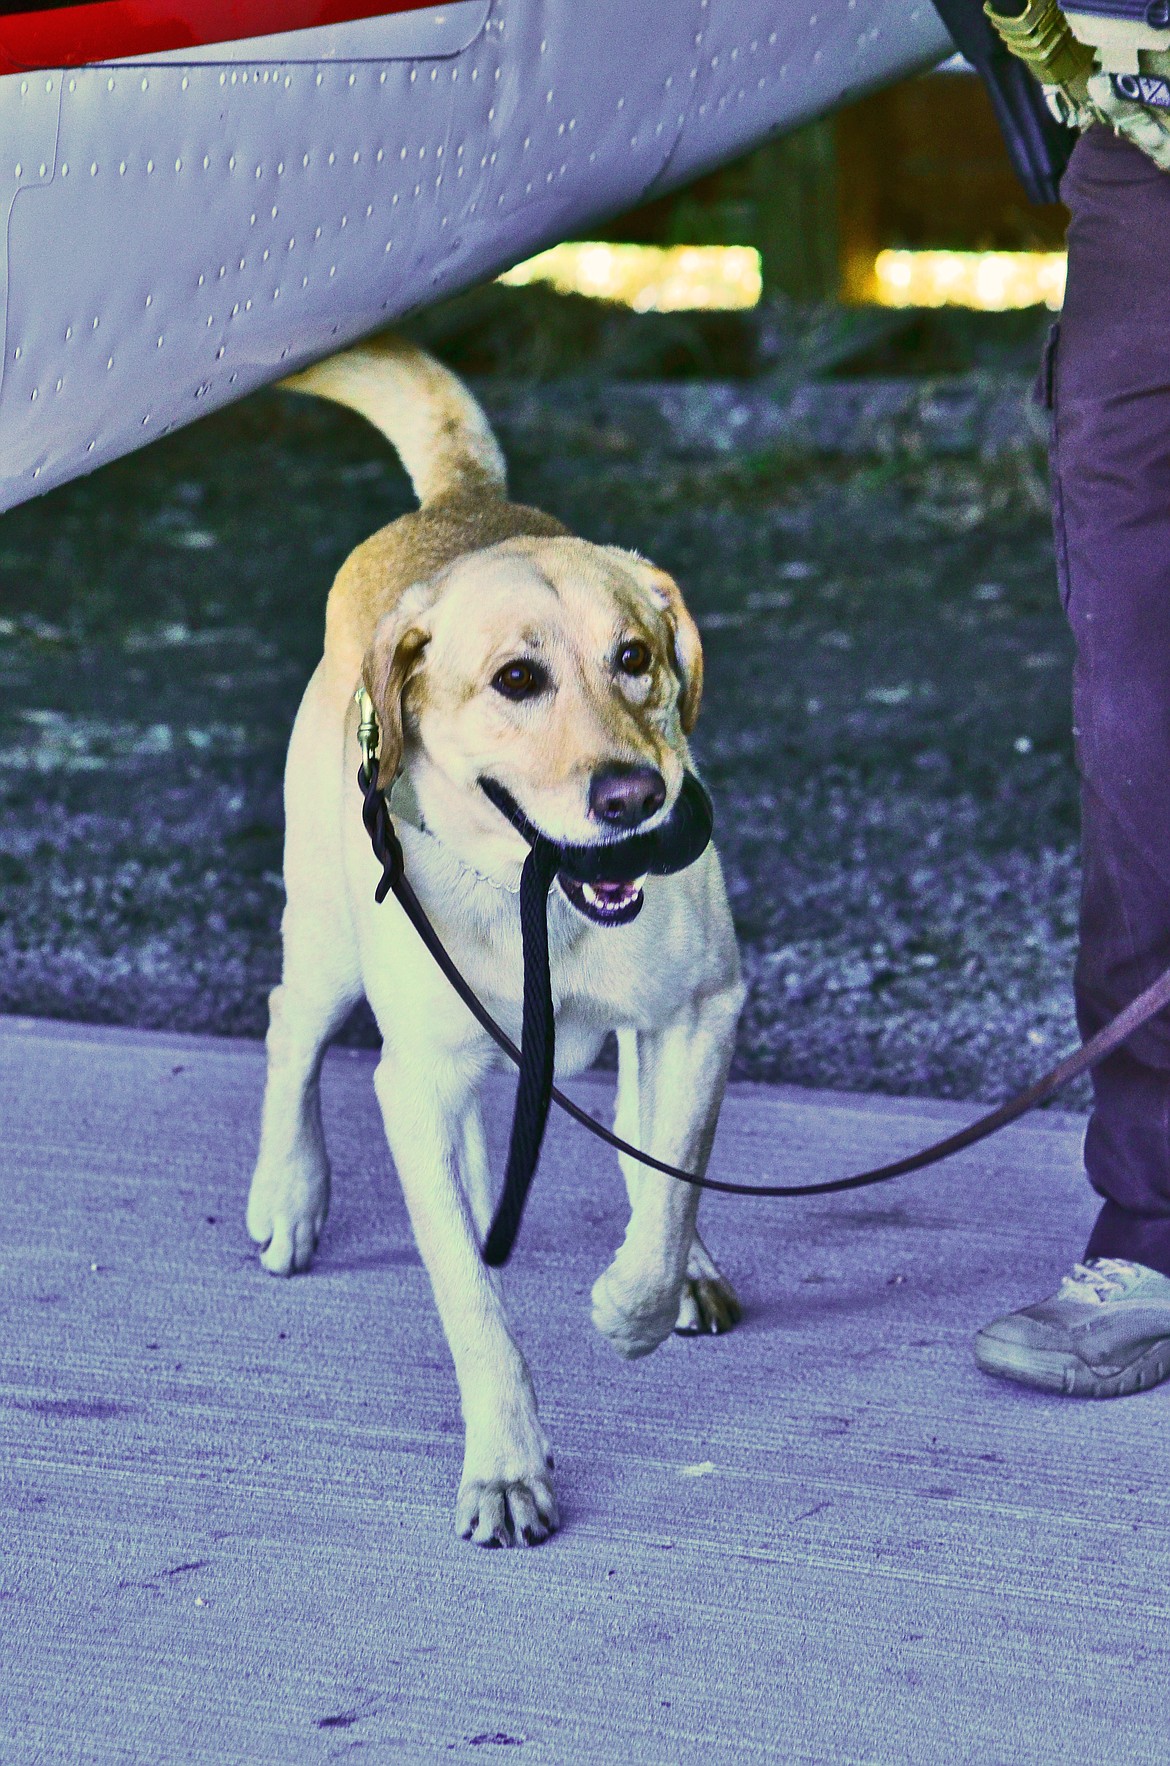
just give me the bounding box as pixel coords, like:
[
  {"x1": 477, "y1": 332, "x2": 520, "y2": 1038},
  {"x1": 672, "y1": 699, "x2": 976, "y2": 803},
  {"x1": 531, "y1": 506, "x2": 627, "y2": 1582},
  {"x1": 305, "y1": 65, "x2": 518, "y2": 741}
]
[
  {"x1": 492, "y1": 659, "x2": 546, "y2": 700},
  {"x1": 617, "y1": 639, "x2": 652, "y2": 676}
]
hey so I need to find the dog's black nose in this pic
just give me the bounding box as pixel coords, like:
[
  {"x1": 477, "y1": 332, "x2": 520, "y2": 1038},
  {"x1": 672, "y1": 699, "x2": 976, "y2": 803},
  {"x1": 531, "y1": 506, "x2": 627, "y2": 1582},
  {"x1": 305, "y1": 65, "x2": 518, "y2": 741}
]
[{"x1": 589, "y1": 764, "x2": 666, "y2": 829}]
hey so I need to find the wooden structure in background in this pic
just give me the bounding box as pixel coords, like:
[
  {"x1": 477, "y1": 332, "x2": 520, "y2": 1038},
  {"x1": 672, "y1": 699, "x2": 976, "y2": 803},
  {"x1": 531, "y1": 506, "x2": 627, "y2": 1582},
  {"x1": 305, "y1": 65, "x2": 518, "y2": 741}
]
[
  {"x1": 598, "y1": 70, "x2": 1069, "y2": 304},
  {"x1": 836, "y1": 70, "x2": 1068, "y2": 301}
]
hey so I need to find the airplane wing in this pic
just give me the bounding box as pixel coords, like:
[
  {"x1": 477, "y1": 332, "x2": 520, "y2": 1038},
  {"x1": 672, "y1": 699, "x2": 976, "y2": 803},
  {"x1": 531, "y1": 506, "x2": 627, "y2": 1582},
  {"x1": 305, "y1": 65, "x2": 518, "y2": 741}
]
[{"x1": 0, "y1": 0, "x2": 951, "y2": 511}]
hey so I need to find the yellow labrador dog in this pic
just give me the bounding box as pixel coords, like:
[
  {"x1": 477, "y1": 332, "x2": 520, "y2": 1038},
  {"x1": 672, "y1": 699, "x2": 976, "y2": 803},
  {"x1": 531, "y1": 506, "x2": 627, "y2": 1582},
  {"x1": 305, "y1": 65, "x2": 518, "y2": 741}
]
[{"x1": 246, "y1": 339, "x2": 744, "y2": 1546}]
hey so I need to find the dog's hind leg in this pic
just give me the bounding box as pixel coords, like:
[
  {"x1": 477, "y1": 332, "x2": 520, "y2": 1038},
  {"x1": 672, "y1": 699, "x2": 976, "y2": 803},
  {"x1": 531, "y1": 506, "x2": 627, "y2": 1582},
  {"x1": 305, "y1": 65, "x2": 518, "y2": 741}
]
[
  {"x1": 373, "y1": 1047, "x2": 557, "y2": 1547},
  {"x1": 248, "y1": 672, "x2": 364, "y2": 1275},
  {"x1": 595, "y1": 987, "x2": 743, "y2": 1357},
  {"x1": 247, "y1": 914, "x2": 362, "y2": 1274},
  {"x1": 673, "y1": 1230, "x2": 743, "y2": 1338}
]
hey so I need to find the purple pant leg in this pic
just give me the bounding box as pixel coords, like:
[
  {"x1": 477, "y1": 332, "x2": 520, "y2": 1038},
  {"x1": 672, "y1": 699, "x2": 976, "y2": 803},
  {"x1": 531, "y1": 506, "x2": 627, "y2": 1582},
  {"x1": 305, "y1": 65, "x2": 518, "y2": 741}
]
[{"x1": 1052, "y1": 128, "x2": 1170, "y2": 1275}]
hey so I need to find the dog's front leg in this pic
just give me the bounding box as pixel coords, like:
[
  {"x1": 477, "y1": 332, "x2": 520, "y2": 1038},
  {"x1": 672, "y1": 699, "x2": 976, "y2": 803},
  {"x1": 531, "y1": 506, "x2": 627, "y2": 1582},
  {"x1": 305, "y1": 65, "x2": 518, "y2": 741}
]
[
  {"x1": 592, "y1": 982, "x2": 743, "y2": 1359},
  {"x1": 373, "y1": 1052, "x2": 557, "y2": 1547}
]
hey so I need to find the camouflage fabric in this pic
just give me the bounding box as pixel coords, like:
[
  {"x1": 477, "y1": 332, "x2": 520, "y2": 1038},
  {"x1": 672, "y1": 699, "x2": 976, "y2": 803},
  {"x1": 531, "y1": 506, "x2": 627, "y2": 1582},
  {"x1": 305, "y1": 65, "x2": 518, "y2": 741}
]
[{"x1": 988, "y1": 0, "x2": 1170, "y2": 169}]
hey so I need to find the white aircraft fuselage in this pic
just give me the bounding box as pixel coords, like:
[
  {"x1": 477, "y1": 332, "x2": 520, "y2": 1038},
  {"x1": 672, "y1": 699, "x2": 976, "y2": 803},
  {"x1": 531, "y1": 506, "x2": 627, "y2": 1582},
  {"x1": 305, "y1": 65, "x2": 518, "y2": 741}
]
[{"x1": 0, "y1": 0, "x2": 950, "y2": 510}]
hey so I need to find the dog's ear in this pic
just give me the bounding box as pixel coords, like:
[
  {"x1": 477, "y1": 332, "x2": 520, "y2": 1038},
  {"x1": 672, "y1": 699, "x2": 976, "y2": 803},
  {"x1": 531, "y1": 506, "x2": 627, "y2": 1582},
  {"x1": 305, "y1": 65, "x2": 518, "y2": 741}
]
[
  {"x1": 625, "y1": 558, "x2": 704, "y2": 735},
  {"x1": 361, "y1": 612, "x2": 430, "y2": 791}
]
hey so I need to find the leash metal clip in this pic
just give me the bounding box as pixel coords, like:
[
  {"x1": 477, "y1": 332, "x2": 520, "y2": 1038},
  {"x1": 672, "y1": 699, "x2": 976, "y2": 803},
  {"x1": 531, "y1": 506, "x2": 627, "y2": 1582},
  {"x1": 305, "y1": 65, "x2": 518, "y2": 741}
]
[
  {"x1": 355, "y1": 685, "x2": 381, "y2": 778},
  {"x1": 355, "y1": 686, "x2": 404, "y2": 902}
]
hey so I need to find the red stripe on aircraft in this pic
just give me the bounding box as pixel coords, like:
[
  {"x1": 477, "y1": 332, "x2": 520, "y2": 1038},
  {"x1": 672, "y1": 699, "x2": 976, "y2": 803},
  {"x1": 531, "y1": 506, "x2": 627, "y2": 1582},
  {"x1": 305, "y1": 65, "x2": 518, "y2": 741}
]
[{"x1": 0, "y1": 2, "x2": 445, "y2": 76}]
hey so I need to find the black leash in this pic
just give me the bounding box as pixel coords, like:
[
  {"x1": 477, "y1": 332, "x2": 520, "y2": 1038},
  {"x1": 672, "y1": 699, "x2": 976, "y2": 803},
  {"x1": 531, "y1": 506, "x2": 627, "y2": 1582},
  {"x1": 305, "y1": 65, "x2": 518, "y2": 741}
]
[
  {"x1": 358, "y1": 738, "x2": 1170, "y2": 1266},
  {"x1": 488, "y1": 839, "x2": 560, "y2": 1265}
]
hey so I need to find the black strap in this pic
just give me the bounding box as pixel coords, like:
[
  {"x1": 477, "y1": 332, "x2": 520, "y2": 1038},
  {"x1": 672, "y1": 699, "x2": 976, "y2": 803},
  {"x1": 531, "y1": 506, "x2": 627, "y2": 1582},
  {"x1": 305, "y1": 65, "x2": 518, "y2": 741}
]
[
  {"x1": 359, "y1": 768, "x2": 1170, "y2": 1260},
  {"x1": 929, "y1": 0, "x2": 1076, "y2": 206},
  {"x1": 483, "y1": 840, "x2": 559, "y2": 1265}
]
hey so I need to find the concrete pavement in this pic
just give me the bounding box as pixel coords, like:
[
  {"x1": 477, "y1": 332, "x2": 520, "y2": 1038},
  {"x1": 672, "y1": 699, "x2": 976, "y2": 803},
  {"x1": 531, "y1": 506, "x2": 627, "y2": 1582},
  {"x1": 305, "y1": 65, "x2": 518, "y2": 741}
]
[{"x1": 3, "y1": 1015, "x2": 1168, "y2": 1764}]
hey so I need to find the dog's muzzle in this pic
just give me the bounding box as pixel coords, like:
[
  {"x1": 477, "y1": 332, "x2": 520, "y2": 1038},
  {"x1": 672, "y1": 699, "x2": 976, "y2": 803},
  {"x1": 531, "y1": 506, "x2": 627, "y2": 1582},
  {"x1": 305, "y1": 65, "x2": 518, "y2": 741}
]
[{"x1": 478, "y1": 771, "x2": 714, "y2": 925}]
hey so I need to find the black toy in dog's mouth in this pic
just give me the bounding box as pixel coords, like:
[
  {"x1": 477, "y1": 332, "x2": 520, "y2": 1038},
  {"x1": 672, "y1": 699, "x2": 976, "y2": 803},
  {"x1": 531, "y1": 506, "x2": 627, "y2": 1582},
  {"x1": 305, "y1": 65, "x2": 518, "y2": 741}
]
[{"x1": 478, "y1": 770, "x2": 714, "y2": 928}]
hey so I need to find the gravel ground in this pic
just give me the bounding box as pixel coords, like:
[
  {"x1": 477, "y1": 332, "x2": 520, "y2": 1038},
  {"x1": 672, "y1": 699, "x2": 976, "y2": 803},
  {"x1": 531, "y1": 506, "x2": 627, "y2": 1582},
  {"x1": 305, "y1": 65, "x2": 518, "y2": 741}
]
[{"x1": 0, "y1": 358, "x2": 1086, "y2": 1106}]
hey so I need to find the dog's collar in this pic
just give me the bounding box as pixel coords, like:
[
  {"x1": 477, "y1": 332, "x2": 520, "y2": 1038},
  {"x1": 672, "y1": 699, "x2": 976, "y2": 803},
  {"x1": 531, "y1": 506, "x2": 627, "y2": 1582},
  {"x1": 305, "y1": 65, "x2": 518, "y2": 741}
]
[
  {"x1": 408, "y1": 813, "x2": 522, "y2": 897},
  {"x1": 478, "y1": 772, "x2": 713, "y2": 885}
]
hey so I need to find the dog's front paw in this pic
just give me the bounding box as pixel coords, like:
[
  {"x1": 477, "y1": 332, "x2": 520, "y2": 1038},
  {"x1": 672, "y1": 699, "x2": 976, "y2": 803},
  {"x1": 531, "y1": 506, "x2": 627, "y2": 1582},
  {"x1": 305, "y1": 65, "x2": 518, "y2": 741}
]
[
  {"x1": 591, "y1": 1263, "x2": 680, "y2": 1360},
  {"x1": 246, "y1": 1168, "x2": 329, "y2": 1276},
  {"x1": 455, "y1": 1471, "x2": 559, "y2": 1548}
]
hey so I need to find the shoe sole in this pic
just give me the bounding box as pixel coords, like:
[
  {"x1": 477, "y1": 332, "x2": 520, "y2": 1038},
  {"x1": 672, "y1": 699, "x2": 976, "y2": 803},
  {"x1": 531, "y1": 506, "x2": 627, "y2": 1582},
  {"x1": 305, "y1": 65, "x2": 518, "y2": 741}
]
[{"x1": 974, "y1": 1330, "x2": 1170, "y2": 1397}]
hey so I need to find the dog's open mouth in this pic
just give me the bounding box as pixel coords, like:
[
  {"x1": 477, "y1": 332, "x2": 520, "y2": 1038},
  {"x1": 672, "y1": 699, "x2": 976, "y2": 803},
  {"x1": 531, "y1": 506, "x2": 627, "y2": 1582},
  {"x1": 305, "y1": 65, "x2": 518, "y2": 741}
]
[
  {"x1": 478, "y1": 771, "x2": 713, "y2": 930},
  {"x1": 557, "y1": 872, "x2": 646, "y2": 926}
]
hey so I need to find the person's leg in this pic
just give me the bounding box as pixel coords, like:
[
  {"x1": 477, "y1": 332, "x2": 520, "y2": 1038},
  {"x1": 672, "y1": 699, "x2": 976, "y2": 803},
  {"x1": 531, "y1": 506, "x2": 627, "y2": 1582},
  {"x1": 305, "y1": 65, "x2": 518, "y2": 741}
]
[
  {"x1": 1053, "y1": 127, "x2": 1170, "y2": 1273},
  {"x1": 975, "y1": 128, "x2": 1170, "y2": 1396}
]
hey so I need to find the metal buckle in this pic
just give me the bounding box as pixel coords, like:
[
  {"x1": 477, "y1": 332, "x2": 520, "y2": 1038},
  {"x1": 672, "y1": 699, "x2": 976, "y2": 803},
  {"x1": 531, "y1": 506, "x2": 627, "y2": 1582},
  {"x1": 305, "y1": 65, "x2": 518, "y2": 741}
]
[{"x1": 355, "y1": 685, "x2": 381, "y2": 777}]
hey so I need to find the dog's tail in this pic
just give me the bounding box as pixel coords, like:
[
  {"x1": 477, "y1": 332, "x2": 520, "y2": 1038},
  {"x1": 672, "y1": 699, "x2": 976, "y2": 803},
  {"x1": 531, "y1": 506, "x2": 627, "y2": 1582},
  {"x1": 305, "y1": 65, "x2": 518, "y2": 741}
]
[{"x1": 278, "y1": 335, "x2": 507, "y2": 508}]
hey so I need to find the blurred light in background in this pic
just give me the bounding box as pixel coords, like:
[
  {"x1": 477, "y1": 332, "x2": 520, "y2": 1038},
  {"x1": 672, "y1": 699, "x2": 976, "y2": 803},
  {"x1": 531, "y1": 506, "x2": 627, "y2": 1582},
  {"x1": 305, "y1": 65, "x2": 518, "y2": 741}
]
[
  {"x1": 873, "y1": 249, "x2": 1067, "y2": 311},
  {"x1": 499, "y1": 242, "x2": 763, "y2": 311},
  {"x1": 502, "y1": 242, "x2": 1068, "y2": 314}
]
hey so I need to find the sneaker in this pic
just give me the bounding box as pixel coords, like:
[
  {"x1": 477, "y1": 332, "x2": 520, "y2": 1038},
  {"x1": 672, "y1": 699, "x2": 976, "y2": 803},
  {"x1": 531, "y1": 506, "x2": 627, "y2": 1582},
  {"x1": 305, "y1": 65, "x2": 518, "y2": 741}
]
[{"x1": 974, "y1": 1256, "x2": 1170, "y2": 1397}]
